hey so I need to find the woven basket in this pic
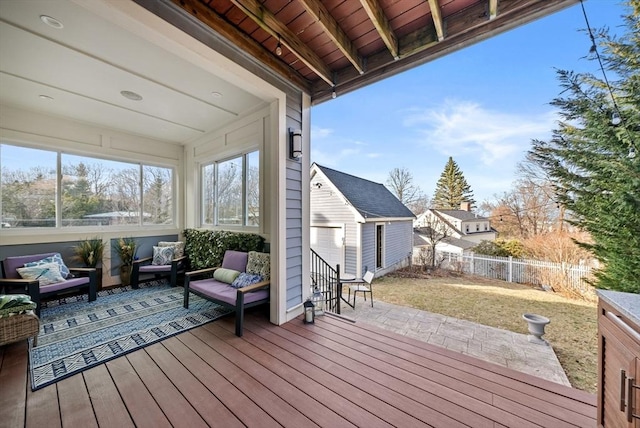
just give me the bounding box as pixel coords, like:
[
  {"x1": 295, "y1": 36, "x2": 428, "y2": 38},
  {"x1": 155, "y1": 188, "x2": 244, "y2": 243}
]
[{"x1": 0, "y1": 313, "x2": 39, "y2": 346}]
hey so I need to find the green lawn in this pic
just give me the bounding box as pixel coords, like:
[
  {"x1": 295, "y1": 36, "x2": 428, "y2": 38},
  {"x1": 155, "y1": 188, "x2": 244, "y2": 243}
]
[{"x1": 374, "y1": 271, "x2": 598, "y2": 393}]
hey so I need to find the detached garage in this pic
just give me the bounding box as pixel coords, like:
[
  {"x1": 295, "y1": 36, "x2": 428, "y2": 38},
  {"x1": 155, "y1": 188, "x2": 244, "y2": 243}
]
[
  {"x1": 310, "y1": 225, "x2": 345, "y2": 269},
  {"x1": 310, "y1": 163, "x2": 415, "y2": 277}
]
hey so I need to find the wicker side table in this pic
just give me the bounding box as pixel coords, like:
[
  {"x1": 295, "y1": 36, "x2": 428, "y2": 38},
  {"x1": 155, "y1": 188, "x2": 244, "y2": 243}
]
[{"x1": 0, "y1": 312, "x2": 40, "y2": 347}]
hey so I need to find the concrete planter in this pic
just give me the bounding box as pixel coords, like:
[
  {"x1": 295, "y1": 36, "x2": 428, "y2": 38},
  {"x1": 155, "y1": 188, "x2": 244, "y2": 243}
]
[{"x1": 522, "y1": 313, "x2": 550, "y2": 344}]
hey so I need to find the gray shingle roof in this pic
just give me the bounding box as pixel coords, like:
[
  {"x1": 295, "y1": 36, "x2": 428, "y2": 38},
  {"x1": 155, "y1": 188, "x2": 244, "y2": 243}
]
[
  {"x1": 437, "y1": 210, "x2": 488, "y2": 221},
  {"x1": 315, "y1": 164, "x2": 414, "y2": 219}
]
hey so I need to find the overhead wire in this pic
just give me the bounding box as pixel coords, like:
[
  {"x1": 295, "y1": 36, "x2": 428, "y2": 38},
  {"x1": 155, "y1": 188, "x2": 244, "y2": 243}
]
[{"x1": 579, "y1": 0, "x2": 636, "y2": 152}]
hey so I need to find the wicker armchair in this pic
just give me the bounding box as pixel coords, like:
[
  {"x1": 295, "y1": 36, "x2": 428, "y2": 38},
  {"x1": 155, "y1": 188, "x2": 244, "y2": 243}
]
[{"x1": 0, "y1": 295, "x2": 39, "y2": 346}]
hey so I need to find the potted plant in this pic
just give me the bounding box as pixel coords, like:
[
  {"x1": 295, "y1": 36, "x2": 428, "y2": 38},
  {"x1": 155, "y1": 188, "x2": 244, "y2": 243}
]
[
  {"x1": 116, "y1": 237, "x2": 137, "y2": 286},
  {"x1": 72, "y1": 237, "x2": 105, "y2": 290}
]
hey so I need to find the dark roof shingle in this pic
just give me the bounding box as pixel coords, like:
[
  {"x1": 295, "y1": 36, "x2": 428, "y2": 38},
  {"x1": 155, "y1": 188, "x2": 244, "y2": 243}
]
[{"x1": 315, "y1": 164, "x2": 414, "y2": 219}]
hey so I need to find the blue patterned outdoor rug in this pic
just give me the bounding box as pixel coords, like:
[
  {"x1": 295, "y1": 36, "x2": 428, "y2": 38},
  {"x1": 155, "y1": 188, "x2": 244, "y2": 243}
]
[{"x1": 29, "y1": 281, "x2": 232, "y2": 390}]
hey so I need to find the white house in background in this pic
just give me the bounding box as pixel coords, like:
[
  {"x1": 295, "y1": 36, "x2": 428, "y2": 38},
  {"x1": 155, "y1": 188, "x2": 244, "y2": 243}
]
[
  {"x1": 310, "y1": 163, "x2": 415, "y2": 277},
  {"x1": 414, "y1": 202, "x2": 497, "y2": 255}
]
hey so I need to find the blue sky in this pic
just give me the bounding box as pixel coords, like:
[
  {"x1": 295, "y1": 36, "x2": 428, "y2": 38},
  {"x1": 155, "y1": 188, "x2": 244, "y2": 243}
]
[{"x1": 310, "y1": 0, "x2": 628, "y2": 204}]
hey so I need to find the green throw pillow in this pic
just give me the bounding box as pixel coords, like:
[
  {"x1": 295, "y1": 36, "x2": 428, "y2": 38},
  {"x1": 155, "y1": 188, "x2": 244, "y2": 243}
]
[
  {"x1": 213, "y1": 268, "x2": 241, "y2": 284},
  {"x1": 246, "y1": 251, "x2": 270, "y2": 281}
]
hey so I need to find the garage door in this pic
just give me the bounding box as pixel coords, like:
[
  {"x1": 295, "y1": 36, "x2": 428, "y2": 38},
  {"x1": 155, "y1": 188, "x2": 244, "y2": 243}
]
[{"x1": 311, "y1": 226, "x2": 343, "y2": 269}]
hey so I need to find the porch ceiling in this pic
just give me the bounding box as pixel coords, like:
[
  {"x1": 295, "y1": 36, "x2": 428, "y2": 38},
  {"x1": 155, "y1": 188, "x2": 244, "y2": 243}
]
[
  {"x1": 169, "y1": 0, "x2": 579, "y2": 103},
  {"x1": 0, "y1": 0, "x2": 578, "y2": 145}
]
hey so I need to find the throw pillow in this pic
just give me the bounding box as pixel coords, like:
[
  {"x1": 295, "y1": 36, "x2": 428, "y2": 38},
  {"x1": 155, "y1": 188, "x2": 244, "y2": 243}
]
[
  {"x1": 24, "y1": 253, "x2": 71, "y2": 279},
  {"x1": 158, "y1": 241, "x2": 185, "y2": 258},
  {"x1": 152, "y1": 246, "x2": 174, "y2": 265},
  {"x1": 213, "y1": 268, "x2": 241, "y2": 284},
  {"x1": 246, "y1": 251, "x2": 270, "y2": 281},
  {"x1": 0, "y1": 294, "x2": 36, "y2": 318},
  {"x1": 230, "y1": 272, "x2": 264, "y2": 289},
  {"x1": 17, "y1": 263, "x2": 66, "y2": 285}
]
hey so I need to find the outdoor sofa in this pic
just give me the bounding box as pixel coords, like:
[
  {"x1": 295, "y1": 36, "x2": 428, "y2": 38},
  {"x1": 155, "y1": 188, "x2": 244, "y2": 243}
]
[
  {"x1": 183, "y1": 250, "x2": 270, "y2": 336},
  {"x1": 0, "y1": 253, "x2": 97, "y2": 316}
]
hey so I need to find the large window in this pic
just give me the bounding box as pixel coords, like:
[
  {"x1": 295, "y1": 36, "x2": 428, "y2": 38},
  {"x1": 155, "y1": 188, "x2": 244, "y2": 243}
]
[
  {"x1": 1, "y1": 143, "x2": 174, "y2": 228},
  {"x1": 202, "y1": 151, "x2": 259, "y2": 228}
]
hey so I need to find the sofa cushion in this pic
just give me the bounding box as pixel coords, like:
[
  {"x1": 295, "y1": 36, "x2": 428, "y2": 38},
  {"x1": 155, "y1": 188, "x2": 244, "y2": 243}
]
[
  {"x1": 158, "y1": 241, "x2": 185, "y2": 258},
  {"x1": 213, "y1": 268, "x2": 240, "y2": 284},
  {"x1": 24, "y1": 253, "x2": 71, "y2": 279},
  {"x1": 190, "y1": 279, "x2": 268, "y2": 306},
  {"x1": 230, "y1": 272, "x2": 263, "y2": 289},
  {"x1": 246, "y1": 252, "x2": 270, "y2": 281},
  {"x1": 16, "y1": 263, "x2": 66, "y2": 285},
  {"x1": 139, "y1": 264, "x2": 172, "y2": 273},
  {"x1": 221, "y1": 251, "x2": 249, "y2": 272},
  {"x1": 40, "y1": 276, "x2": 89, "y2": 294},
  {"x1": 152, "y1": 246, "x2": 174, "y2": 265}
]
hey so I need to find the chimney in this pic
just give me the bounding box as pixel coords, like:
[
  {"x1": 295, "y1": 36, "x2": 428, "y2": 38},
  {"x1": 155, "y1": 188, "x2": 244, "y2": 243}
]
[{"x1": 460, "y1": 201, "x2": 471, "y2": 211}]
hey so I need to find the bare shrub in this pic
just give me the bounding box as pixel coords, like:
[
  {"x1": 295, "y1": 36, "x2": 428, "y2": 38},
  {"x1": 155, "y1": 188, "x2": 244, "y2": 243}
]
[{"x1": 522, "y1": 231, "x2": 594, "y2": 264}]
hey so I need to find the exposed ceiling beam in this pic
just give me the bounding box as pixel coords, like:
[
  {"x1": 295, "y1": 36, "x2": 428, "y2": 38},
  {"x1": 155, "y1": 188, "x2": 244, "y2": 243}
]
[
  {"x1": 298, "y1": 0, "x2": 364, "y2": 74},
  {"x1": 427, "y1": 0, "x2": 445, "y2": 41},
  {"x1": 229, "y1": 0, "x2": 334, "y2": 85},
  {"x1": 489, "y1": 0, "x2": 498, "y2": 19},
  {"x1": 358, "y1": 0, "x2": 399, "y2": 60},
  {"x1": 169, "y1": 0, "x2": 310, "y2": 91},
  {"x1": 313, "y1": 0, "x2": 580, "y2": 103}
]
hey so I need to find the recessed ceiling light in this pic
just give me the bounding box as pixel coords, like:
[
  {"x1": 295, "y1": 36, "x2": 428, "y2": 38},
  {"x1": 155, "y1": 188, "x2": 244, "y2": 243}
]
[
  {"x1": 40, "y1": 15, "x2": 64, "y2": 29},
  {"x1": 120, "y1": 90, "x2": 143, "y2": 101},
  {"x1": 211, "y1": 91, "x2": 223, "y2": 98},
  {"x1": 39, "y1": 95, "x2": 54, "y2": 101}
]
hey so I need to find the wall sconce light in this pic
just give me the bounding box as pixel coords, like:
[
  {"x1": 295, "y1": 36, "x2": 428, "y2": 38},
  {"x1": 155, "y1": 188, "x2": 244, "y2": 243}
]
[{"x1": 289, "y1": 128, "x2": 302, "y2": 160}]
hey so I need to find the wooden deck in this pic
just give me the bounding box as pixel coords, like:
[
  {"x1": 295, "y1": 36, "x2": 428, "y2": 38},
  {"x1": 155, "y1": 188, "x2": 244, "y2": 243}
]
[{"x1": 1, "y1": 311, "x2": 596, "y2": 427}]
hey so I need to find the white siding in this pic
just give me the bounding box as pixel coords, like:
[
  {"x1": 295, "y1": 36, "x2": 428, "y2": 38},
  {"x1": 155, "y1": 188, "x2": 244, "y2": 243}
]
[{"x1": 310, "y1": 173, "x2": 359, "y2": 275}]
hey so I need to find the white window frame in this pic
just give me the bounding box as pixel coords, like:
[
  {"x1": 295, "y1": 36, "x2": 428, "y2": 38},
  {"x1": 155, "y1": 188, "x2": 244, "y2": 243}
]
[
  {"x1": 0, "y1": 142, "x2": 176, "y2": 231},
  {"x1": 200, "y1": 149, "x2": 260, "y2": 230}
]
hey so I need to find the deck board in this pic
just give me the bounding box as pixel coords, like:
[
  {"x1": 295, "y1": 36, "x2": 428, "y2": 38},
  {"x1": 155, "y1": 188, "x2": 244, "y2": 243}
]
[
  {"x1": 179, "y1": 329, "x2": 316, "y2": 428},
  {"x1": 309, "y1": 314, "x2": 596, "y2": 427},
  {"x1": 82, "y1": 365, "x2": 134, "y2": 428},
  {"x1": 0, "y1": 342, "x2": 28, "y2": 428},
  {"x1": 25, "y1": 379, "x2": 61, "y2": 428},
  {"x1": 106, "y1": 355, "x2": 172, "y2": 428},
  {"x1": 57, "y1": 374, "x2": 98, "y2": 428},
  {"x1": 0, "y1": 311, "x2": 597, "y2": 427},
  {"x1": 144, "y1": 342, "x2": 244, "y2": 428},
  {"x1": 126, "y1": 349, "x2": 208, "y2": 428},
  {"x1": 162, "y1": 335, "x2": 280, "y2": 428},
  {"x1": 196, "y1": 323, "x2": 356, "y2": 428}
]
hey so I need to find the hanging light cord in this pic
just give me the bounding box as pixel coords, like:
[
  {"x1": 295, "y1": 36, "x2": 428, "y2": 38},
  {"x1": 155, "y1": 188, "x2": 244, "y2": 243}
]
[{"x1": 579, "y1": 0, "x2": 636, "y2": 152}]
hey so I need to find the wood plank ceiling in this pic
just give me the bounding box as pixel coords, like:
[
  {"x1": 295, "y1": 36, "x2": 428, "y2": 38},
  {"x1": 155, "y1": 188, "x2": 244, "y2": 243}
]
[{"x1": 170, "y1": 0, "x2": 579, "y2": 104}]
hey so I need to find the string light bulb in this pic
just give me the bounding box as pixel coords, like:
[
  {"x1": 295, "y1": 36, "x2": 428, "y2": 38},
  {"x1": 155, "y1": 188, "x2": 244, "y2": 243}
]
[
  {"x1": 629, "y1": 146, "x2": 637, "y2": 159},
  {"x1": 275, "y1": 35, "x2": 282, "y2": 56},
  {"x1": 331, "y1": 88, "x2": 336, "y2": 99},
  {"x1": 611, "y1": 111, "x2": 622, "y2": 126}
]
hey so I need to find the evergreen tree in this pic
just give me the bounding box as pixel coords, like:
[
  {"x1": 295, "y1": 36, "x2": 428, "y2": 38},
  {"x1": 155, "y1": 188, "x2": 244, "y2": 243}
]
[
  {"x1": 432, "y1": 157, "x2": 475, "y2": 209},
  {"x1": 528, "y1": 1, "x2": 639, "y2": 292}
]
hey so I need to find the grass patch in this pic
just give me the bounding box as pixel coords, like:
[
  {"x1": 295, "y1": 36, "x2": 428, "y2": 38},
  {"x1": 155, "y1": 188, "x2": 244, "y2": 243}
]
[{"x1": 375, "y1": 271, "x2": 598, "y2": 393}]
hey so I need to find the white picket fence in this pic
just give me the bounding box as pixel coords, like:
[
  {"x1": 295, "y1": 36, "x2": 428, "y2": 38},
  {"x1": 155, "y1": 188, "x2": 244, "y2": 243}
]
[{"x1": 415, "y1": 251, "x2": 596, "y2": 300}]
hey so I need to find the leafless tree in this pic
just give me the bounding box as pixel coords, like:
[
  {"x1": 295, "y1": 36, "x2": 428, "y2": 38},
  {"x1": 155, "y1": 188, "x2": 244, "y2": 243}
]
[
  {"x1": 386, "y1": 167, "x2": 429, "y2": 214},
  {"x1": 415, "y1": 210, "x2": 453, "y2": 267}
]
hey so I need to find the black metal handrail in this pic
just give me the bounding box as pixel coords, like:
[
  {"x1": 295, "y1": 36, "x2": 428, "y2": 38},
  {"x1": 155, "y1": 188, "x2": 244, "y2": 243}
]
[{"x1": 310, "y1": 249, "x2": 341, "y2": 314}]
